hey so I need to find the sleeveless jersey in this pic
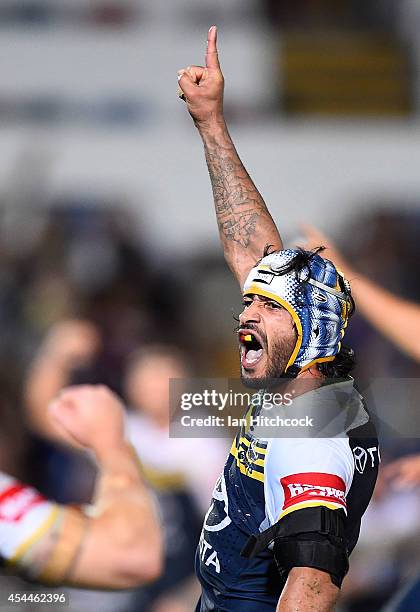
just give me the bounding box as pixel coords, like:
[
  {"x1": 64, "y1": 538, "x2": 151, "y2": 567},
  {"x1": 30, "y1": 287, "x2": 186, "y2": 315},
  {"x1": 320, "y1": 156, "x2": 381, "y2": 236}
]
[{"x1": 0, "y1": 472, "x2": 59, "y2": 567}]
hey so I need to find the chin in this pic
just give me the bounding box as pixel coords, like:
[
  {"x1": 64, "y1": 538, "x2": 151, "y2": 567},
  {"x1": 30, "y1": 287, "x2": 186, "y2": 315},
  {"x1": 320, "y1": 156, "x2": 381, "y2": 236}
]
[
  {"x1": 240, "y1": 376, "x2": 266, "y2": 390},
  {"x1": 240, "y1": 367, "x2": 268, "y2": 390},
  {"x1": 240, "y1": 364, "x2": 288, "y2": 390}
]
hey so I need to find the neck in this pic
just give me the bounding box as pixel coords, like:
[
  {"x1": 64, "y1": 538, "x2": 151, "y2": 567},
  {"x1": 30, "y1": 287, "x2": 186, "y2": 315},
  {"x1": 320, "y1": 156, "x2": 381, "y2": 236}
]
[{"x1": 273, "y1": 366, "x2": 324, "y2": 399}]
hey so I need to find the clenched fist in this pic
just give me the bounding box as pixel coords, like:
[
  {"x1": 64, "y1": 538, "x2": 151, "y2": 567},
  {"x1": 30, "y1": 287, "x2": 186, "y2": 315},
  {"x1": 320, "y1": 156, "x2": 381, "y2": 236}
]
[
  {"x1": 48, "y1": 385, "x2": 126, "y2": 458},
  {"x1": 178, "y1": 26, "x2": 224, "y2": 128}
]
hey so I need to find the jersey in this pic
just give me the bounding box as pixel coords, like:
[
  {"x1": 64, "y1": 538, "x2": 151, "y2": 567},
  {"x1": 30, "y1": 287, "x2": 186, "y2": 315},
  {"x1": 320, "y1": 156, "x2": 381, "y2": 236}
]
[
  {"x1": 0, "y1": 472, "x2": 60, "y2": 569},
  {"x1": 195, "y1": 378, "x2": 379, "y2": 611}
]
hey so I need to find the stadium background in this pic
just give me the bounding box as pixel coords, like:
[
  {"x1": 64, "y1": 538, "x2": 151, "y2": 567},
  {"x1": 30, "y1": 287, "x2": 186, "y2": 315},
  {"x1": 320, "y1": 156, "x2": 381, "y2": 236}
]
[{"x1": 0, "y1": 1, "x2": 419, "y2": 610}]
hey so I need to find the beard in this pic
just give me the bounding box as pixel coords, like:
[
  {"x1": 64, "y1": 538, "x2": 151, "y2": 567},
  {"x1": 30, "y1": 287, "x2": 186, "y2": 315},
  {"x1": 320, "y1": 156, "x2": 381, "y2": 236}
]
[{"x1": 240, "y1": 333, "x2": 296, "y2": 390}]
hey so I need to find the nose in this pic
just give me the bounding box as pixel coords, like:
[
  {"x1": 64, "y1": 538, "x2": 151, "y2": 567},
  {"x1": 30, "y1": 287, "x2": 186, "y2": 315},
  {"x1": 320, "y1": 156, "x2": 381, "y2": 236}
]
[{"x1": 239, "y1": 301, "x2": 262, "y2": 326}]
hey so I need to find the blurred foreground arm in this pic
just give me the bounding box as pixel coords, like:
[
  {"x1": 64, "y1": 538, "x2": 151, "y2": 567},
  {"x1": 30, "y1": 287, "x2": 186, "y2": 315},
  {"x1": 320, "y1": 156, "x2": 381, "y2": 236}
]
[
  {"x1": 178, "y1": 27, "x2": 282, "y2": 287},
  {"x1": 302, "y1": 225, "x2": 420, "y2": 362},
  {"x1": 11, "y1": 386, "x2": 162, "y2": 589},
  {"x1": 24, "y1": 320, "x2": 101, "y2": 444}
]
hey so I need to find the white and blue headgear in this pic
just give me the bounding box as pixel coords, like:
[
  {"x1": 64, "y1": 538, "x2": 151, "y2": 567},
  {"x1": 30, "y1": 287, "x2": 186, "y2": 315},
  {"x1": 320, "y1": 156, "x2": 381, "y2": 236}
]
[{"x1": 242, "y1": 249, "x2": 354, "y2": 375}]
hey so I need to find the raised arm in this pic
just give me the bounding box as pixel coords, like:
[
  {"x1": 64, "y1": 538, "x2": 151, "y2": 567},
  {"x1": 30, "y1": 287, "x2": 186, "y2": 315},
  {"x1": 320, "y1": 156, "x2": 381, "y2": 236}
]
[
  {"x1": 24, "y1": 319, "x2": 101, "y2": 444},
  {"x1": 178, "y1": 27, "x2": 282, "y2": 287},
  {"x1": 10, "y1": 386, "x2": 162, "y2": 589}
]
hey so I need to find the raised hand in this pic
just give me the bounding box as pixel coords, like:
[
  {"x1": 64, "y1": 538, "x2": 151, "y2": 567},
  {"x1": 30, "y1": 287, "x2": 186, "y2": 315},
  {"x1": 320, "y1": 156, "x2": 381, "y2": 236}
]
[
  {"x1": 177, "y1": 27, "x2": 283, "y2": 286},
  {"x1": 178, "y1": 26, "x2": 224, "y2": 127}
]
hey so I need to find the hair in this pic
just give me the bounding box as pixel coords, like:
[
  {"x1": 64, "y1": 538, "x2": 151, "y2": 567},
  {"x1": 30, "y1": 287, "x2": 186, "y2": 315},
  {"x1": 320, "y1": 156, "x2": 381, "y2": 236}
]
[
  {"x1": 258, "y1": 245, "x2": 356, "y2": 378},
  {"x1": 261, "y1": 242, "x2": 324, "y2": 257},
  {"x1": 260, "y1": 244, "x2": 334, "y2": 277},
  {"x1": 319, "y1": 346, "x2": 356, "y2": 378}
]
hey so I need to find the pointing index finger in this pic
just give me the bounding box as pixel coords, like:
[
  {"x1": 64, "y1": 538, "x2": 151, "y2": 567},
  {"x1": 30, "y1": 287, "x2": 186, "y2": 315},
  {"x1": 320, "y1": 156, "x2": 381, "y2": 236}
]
[{"x1": 206, "y1": 25, "x2": 220, "y2": 70}]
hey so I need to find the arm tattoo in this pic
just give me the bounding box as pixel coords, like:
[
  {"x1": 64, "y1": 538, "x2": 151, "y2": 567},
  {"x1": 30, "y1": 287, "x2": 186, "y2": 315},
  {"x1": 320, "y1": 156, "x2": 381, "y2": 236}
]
[{"x1": 204, "y1": 140, "x2": 265, "y2": 249}]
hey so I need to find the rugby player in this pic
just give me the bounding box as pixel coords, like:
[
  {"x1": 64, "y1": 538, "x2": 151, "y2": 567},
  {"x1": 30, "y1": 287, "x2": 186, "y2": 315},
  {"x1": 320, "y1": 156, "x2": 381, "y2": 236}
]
[
  {"x1": 178, "y1": 27, "x2": 379, "y2": 611},
  {"x1": 1, "y1": 385, "x2": 162, "y2": 588}
]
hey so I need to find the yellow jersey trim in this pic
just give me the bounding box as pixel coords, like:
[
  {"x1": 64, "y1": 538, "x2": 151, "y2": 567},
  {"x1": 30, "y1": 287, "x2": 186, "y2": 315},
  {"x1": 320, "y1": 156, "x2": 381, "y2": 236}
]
[
  {"x1": 230, "y1": 441, "x2": 265, "y2": 483},
  {"x1": 278, "y1": 500, "x2": 345, "y2": 521},
  {"x1": 299, "y1": 355, "x2": 336, "y2": 373},
  {"x1": 8, "y1": 505, "x2": 61, "y2": 566},
  {"x1": 235, "y1": 435, "x2": 267, "y2": 455}
]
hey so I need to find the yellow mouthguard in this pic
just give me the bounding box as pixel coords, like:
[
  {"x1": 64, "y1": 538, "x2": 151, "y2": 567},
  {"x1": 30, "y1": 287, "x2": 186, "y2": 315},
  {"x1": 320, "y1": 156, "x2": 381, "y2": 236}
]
[{"x1": 244, "y1": 334, "x2": 252, "y2": 342}]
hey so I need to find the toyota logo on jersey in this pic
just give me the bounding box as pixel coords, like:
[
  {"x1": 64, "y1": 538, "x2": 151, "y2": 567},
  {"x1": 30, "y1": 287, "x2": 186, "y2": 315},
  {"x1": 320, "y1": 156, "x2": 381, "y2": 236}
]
[
  {"x1": 280, "y1": 473, "x2": 347, "y2": 511},
  {"x1": 352, "y1": 447, "x2": 368, "y2": 474}
]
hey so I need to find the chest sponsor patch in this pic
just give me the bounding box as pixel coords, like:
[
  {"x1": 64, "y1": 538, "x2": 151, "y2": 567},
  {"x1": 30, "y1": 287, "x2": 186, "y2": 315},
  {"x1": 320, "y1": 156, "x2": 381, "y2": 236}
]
[
  {"x1": 280, "y1": 472, "x2": 346, "y2": 511},
  {"x1": 0, "y1": 484, "x2": 45, "y2": 522}
]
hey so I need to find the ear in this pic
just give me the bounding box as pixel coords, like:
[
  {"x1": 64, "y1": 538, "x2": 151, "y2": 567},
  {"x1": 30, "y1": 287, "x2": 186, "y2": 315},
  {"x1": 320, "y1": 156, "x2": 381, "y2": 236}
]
[{"x1": 306, "y1": 364, "x2": 324, "y2": 379}]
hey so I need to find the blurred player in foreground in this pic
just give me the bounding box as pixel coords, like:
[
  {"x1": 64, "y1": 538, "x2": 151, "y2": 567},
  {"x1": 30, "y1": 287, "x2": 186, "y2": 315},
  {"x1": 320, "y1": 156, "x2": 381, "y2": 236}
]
[
  {"x1": 25, "y1": 325, "x2": 226, "y2": 611},
  {"x1": 1, "y1": 385, "x2": 162, "y2": 588},
  {"x1": 178, "y1": 27, "x2": 379, "y2": 612}
]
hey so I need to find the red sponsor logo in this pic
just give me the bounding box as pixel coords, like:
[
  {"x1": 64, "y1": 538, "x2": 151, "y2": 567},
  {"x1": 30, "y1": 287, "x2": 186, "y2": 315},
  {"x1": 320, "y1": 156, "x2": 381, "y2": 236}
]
[
  {"x1": 0, "y1": 485, "x2": 45, "y2": 522},
  {"x1": 280, "y1": 472, "x2": 346, "y2": 511}
]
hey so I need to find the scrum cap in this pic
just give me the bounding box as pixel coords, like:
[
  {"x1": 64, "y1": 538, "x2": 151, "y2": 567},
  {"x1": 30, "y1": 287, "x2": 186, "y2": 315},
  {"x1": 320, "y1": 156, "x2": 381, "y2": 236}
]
[{"x1": 242, "y1": 249, "x2": 354, "y2": 375}]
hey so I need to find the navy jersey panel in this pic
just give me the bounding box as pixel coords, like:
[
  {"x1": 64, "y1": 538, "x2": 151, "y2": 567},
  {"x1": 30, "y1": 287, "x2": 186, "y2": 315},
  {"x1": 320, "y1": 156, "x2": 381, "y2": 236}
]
[
  {"x1": 195, "y1": 501, "x2": 284, "y2": 609},
  {"x1": 195, "y1": 586, "x2": 282, "y2": 612},
  {"x1": 345, "y1": 417, "x2": 380, "y2": 554},
  {"x1": 195, "y1": 450, "x2": 283, "y2": 608}
]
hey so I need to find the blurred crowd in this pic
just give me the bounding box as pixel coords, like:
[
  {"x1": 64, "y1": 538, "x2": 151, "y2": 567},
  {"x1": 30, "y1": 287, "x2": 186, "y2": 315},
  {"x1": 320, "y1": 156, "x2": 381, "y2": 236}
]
[
  {"x1": 0, "y1": 196, "x2": 231, "y2": 611},
  {"x1": 0, "y1": 193, "x2": 419, "y2": 612}
]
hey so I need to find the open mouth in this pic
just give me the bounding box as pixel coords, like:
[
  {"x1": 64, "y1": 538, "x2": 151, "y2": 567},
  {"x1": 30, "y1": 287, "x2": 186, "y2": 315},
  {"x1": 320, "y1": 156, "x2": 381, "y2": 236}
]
[{"x1": 238, "y1": 330, "x2": 264, "y2": 370}]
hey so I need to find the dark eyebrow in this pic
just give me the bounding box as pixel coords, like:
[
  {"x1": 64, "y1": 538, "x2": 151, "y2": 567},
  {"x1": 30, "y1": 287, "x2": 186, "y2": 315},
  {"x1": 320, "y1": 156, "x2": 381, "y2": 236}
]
[{"x1": 244, "y1": 294, "x2": 280, "y2": 305}]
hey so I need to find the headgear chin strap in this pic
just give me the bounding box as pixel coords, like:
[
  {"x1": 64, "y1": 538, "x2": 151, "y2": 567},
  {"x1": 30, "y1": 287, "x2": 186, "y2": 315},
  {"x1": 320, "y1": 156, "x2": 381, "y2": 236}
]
[{"x1": 242, "y1": 249, "x2": 353, "y2": 376}]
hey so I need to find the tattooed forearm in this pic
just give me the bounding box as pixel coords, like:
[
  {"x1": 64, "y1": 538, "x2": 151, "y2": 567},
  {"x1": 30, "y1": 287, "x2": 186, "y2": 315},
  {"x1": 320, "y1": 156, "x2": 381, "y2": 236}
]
[
  {"x1": 198, "y1": 120, "x2": 282, "y2": 285},
  {"x1": 205, "y1": 136, "x2": 267, "y2": 248}
]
